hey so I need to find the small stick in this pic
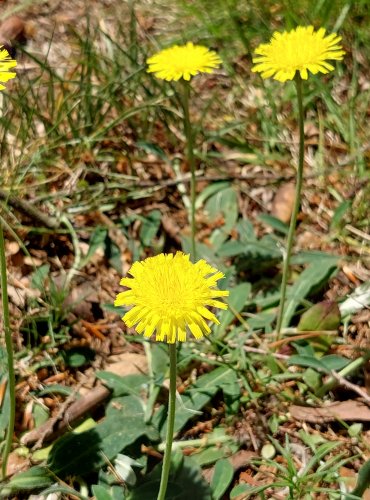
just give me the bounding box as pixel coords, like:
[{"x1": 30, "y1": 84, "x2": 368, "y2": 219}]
[
  {"x1": 0, "y1": 189, "x2": 59, "y2": 229},
  {"x1": 330, "y1": 370, "x2": 370, "y2": 404},
  {"x1": 21, "y1": 384, "x2": 110, "y2": 448}
]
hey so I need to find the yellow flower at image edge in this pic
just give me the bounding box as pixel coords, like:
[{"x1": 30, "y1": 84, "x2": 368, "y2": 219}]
[
  {"x1": 0, "y1": 46, "x2": 17, "y2": 90},
  {"x1": 147, "y1": 42, "x2": 221, "y2": 81},
  {"x1": 252, "y1": 25, "x2": 345, "y2": 82},
  {"x1": 114, "y1": 252, "x2": 229, "y2": 343}
]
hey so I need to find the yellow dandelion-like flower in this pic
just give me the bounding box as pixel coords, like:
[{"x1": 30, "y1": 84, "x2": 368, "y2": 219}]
[
  {"x1": 114, "y1": 252, "x2": 229, "y2": 343},
  {"x1": 252, "y1": 25, "x2": 345, "y2": 82},
  {"x1": 0, "y1": 46, "x2": 16, "y2": 90},
  {"x1": 146, "y1": 42, "x2": 221, "y2": 82}
]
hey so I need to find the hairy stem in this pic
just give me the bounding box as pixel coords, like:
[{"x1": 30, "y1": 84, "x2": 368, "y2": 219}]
[
  {"x1": 182, "y1": 81, "x2": 197, "y2": 261},
  {"x1": 0, "y1": 222, "x2": 15, "y2": 478},
  {"x1": 275, "y1": 75, "x2": 305, "y2": 339},
  {"x1": 157, "y1": 343, "x2": 177, "y2": 500}
]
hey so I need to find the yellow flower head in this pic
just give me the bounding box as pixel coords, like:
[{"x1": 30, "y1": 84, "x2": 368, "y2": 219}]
[
  {"x1": 115, "y1": 252, "x2": 229, "y2": 343},
  {"x1": 0, "y1": 46, "x2": 17, "y2": 90},
  {"x1": 252, "y1": 25, "x2": 345, "y2": 82},
  {"x1": 147, "y1": 42, "x2": 221, "y2": 81}
]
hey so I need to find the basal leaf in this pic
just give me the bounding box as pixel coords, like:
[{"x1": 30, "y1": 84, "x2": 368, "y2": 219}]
[
  {"x1": 2, "y1": 466, "x2": 53, "y2": 494},
  {"x1": 210, "y1": 458, "x2": 234, "y2": 500},
  {"x1": 282, "y1": 260, "x2": 338, "y2": 328},
  {"x1": 48, "y1": 413, "x2": 154, "y2": 477},
  {"x1": 160, "y1": 366, "x2": 237, "y2": 438}
]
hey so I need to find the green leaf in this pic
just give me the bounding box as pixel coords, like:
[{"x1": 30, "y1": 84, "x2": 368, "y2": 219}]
[
  {"x1": 32, "y1": 401, "x2": 49, "y2": 428},
  {"x1": 347, "y1": 459, "x2": 370, "y2": 498},
  {"x1": 161, "y1": 366, "x2": 236, "y2": 438},
  {"x1": 106, "y1": 394, "x2": 145, "y2": 419},
  {"x1": 151, "y1": 343, "x2": 169, "y2": 380},
  {"x1": 291, "y1": 251, "x2": 339, "y2": 265},
  {"x1": 2, "y1": 466, "x2": 53, "y2": 493},
  {"x1": 288, "y1": 354, "x2": 350, "y2": 373},
  {"x1": 217, "y1": 240, "x2": 245, "y2": 257},
  {"x1": 331, "y1": 199, "x2": 351, "y2": 230},
  {"x1": 97, "y1": 372, "x2": 148, "y2": 397},
  {"x1": 210, "y1": 459, "x2": 234, "y2": 500},
  {"x1": 47, "y1": 412, "x2": 154, "y2": 477},
  {"x1": 139, "y1": 210, "x2": 162, "y2": 247},
  {"x1": 136, "y1": 140, "x2": 168, "y2": 162},
  {"x1": 302, "y1": 368, "x2": 321, "y2": 390},
  {"x1": 218, "y1": 235, "x2": 280, "y2": 260},
  {"x1": 298, "y1": 301, "x2": 341, "y2": 331},
  {"x1": 320, "y1": 354, "x2": 351, "y2": 371},
  {"x1": 196, "y1": 181, "x2": 231, "y2": 207},
  {"x1": 204, "y1": 185, "x2": 238, "y2": 250},
  {"x1": 237, "y1": 219, "x2": 256, "y2": 242},
  {"x1": 81, "y1": 227, "x2": 107, "y2": 267},
  {"x1": 62, "y1": 347, "x2": 95, "y2": 367},
  {"x1": 282, "y1": 260, "x2": 338, "y2": 328},
  {"x1": 230, "y1": 483, "x2": 267, "y2": 498},
  {"x1": 93, "y1": 484, "x2": 118, "y2": 500},
  {"x1": 288, "y1": 355, "x2": 327, "y2": 372},
  {"x1": 128, "y1": 454, "x2": 212, "y2": 500},
  {"x1": 192, "y1": 447, "x2": 226, "y2": 467},
  {"x1": 30, "y1": 264, "x2": 50, "y2": 291},
  {"x1": 106, "y1": 236, "x2": 123, "y2": 273},
  {"x1": 215, "y1": 282, "x2": 251, "y2": 335},
  {"x1": 258, "y1": 213, "x2": 289, "y2": 235}
]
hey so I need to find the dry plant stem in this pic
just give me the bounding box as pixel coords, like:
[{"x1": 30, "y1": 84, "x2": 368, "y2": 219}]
[
  {"x1": 330, "y1": 370, "x2": 370, "y2": 404},
  {"x1": 0, "y1": 189, "x2": 59, "y2": 229},
  {"x1": 275, "y1": 75, "x2": 305, "y2": 339},
  {"x1": 157, "y1": 343, "x2": 177, "y2": 500},
  {"x1": 0, "y1": 223, "x2": 15, "y2": 478},
  {"x1": 182, "y1": 81, "x2": 197, "y2": 261},
  {"x1": 316, "y1": 353, "x2": 370, "y2": 398}
]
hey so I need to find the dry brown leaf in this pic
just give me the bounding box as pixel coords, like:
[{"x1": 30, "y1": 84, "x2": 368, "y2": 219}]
[
  {"x1": 5, "y1": 449, "x2": 30, "y2": 477},
  {"x1": 290, "y1": 400, "x2": 370, "y2": 422},
  {"x1": 0, "y1": 16, "x2": 26, "y2": 47},
  {"x1": 202, "y1": 450, "x2": 256, "y2": 482},
  {"x1": 271, "y1": 182, "x2": 296, "y2": 224},
  {"x1": 106, "y1": 352, "x2": 148, "y2": 377}
]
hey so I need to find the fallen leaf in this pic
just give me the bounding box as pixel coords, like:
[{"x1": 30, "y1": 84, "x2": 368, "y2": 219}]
[
  {"x1": 6, "y1": 449, "x2": 30, "y2": 476},
  {"x1": 271, "y1": 182, "x2": 296, "y2": 224},
  {"x1": 0, "y1": 16, "x2": 26, "y2": 54},
  {"x1": 290, "y1": 400, "x2": 370, "y2": 422},
  {"x1": 106, "y1": 352, "x2": 148, "y2": 377},
  {"x1": 202, "y1": 450, "x2": 256, "y2": 482}
]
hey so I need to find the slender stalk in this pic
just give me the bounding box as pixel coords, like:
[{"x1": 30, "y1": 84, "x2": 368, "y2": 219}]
[
  {"x1": 157, "y1": 343, "x2": 177, "y2": 500},
  {"x1": 0, "y1": 222, "x2": 15, "y2": 478},
  {"x1": 275, "y1": 75, "x2": 305, "y2": 338},
  {"x1": 181, "y1": 81, "x2": 197, "y2": 261}
]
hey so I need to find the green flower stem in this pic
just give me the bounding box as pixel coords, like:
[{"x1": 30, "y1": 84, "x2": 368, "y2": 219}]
[
  {"x1": 0, "y1": 222, "x2": 15, "y2": 478},
  {"x1": 275, "y1": 75, "x2": 305, "y2": 339},
  {"x1": 182, "y1": 81, "x2": 197, "y2": 261},
  {"x1": 157, "y1": 342, "x2": 177, "y2": 500}
]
